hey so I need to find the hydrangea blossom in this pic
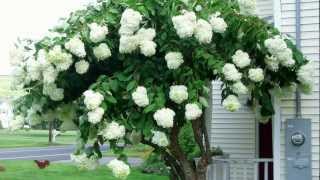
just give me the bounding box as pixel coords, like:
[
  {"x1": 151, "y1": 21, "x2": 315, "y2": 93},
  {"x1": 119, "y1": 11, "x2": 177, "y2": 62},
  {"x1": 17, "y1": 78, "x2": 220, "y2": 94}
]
[
  {"x1": 209, "y1": 12, "x2": 228, "y2": 33},
  {"x1": 119, "y1": 35, "x2": 139, "y2": 54},
  {"x1": 10, "y1": 115, "x2": 25, "y2": 131},
  {"x1": 100, "y1": 122, "x2": 125, "y2": 140},
  {"x1": 132, "y1": 86, "x2": 149, "y2": 107},
  {"x1": 47, "y1": 45, "x2": 73, "y2": 71},
  {"x1": 232, "y1": 81, "x2": 248, "y2": 95},
  {"x1": 43, "y1": 65, "x2": 58, "y2": 84},
  {"x1": 185, "y1": 103, "x2": 203, "y2": 120},
  {"x1": 172, "y1": 10, "x2": 197, "y2": 38},
  {"x1": 222, "y1": 63, "x2": 242, "y2": 81},
  {"x1": 151, "y1": 131, "x2": 169, "y2": 147},
  {"x1": 119, "y1": 8, "x2": 142, "y2": 36},
  {"x1": 107, "y1": 159, "x2": 130, "y2": 179},
  {"x1": 89, "y1": 23, "x2": 108, "y2": 43},
  {"x1": 70, "y1": 153, "x2": 99, "y2": 170},
  {"x1": 75, "y1": 60, "x2": 89, "y2": 74},
  {"x1": 65, "y1": 37, "x2": 86, "y2": 58},
  {"x1": 248, "y1": 68, "x2": 264, "y2": 82},
  {"x1": 43, "y1": 83, "x2": 64, "y2": 101},
  {"x1": 169, "y1": 85, "x2": 188, "y2": 104},
  {"x1": 297, "y1": 62, "x2": 313, "y2": 91},
  {"x1": 232, "y1": 50, "x2": 251, "y2": 68},
  {"x1": 165, "y1": 52, "x2": 184, "y2": 69},
  {"x1": 93, "y1": 43, "x2": 111, "y2": 61},
  {"x1": 139, "y1": 40, "x2": 157, "y2": 57},
  {"x1": 264, "y1": 36, "x2": 295, "y2": 68},
  {"x1": 194, "y1": 19, "x2": 212, "y2": 44},
  {"x1": 222, "y1": 95, "x2": 241, "y2": 112},
  {"x1": 26, "y1": 58, "x2": 41, "y2": 81},
  {"x1": 264, "y1": 55, "x2": 279, "y2": 72},
  {"x1": 83, "y1": 90, "x2": 104, "y2": 110},
  {"x1": 237, "y1": 0, "x2": 256, "y2": 15},
  {"x1": 136, "y1": 28, "x2": 156, "y2": 41},
  {"x1": 87, "y1": 107, "x2": 104, "y2": 124},
  {"x1": 9, "y1": 46, "x2": 25, "y2": 66},
  {"x1": 153, "y1": 108, "x2": 175, "y2": 128}
]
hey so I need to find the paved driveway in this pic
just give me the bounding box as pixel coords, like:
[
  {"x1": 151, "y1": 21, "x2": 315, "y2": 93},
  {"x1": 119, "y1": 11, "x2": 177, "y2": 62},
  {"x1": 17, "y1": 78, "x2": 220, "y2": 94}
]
[{"x1": 0, "y1": 145, "x2": 142, "y2": 166}]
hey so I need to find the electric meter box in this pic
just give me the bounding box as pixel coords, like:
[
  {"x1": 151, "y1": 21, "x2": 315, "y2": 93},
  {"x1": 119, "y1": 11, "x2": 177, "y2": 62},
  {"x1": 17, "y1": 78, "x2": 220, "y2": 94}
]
[{"x1": 286, "y1": 119, "x2": 312, "y2": 180}]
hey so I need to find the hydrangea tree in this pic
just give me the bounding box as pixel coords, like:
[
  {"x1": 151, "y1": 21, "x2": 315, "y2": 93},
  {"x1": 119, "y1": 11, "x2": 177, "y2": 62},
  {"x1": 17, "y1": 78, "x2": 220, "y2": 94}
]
[{"x1": 10, "y1": 0, "x2": 313, "y2": 179}]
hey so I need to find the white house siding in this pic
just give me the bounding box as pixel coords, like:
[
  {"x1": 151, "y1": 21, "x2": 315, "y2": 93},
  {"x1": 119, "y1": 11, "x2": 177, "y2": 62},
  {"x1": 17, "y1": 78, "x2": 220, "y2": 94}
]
[{"x1": 279, "y1": 0, "x2": 320, "y2": 180}]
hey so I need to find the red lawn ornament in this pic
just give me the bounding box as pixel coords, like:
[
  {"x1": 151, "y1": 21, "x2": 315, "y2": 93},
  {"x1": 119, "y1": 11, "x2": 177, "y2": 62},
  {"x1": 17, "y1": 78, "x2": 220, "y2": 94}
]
[{"x1": 34, "y1": 160, "x2": 50, "y2": 169}]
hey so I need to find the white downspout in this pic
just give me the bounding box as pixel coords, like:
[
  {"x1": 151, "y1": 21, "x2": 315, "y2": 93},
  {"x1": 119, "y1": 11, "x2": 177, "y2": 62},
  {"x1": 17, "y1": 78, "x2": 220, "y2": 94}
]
[{"x1": 272, "y1": 1, "x2": 282, "y2": 180}]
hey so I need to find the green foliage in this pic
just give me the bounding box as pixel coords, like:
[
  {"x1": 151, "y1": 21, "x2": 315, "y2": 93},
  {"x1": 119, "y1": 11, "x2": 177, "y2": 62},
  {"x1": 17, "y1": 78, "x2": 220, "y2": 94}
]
[
  {"x1": 139, "y1": 153, "x2": 170, "y2": 176},
  {"x1": 178, "y1": 122, "x2": 201, "y2": 160}
]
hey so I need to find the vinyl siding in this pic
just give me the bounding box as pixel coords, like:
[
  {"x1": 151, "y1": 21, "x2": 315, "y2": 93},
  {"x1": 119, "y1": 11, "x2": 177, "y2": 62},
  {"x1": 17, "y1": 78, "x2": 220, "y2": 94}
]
[{"x1": 279, "y1": 0, "x2": 320, "y2": 179}]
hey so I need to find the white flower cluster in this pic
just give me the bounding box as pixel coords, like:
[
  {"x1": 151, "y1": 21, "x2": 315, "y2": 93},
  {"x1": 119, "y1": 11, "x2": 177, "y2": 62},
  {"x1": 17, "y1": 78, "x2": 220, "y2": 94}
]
[
  {"x1": 248, "y1": 68, "x2": 264, "y2": 82},
  {"x1": 75, "y1": 60, "x2": 90, "y2": 74},
  {"x1": 169, "y1": 85, "x2": 188, "y2": 104},
  {"x1": 43, "y1": 83, "x2": 64, "y2": 101},
  {"x1": 93, "y1": 43, "x2": 112, "y2": 61},
  {"x1": 89, "y1": 23, "x2": 108, "y2": 43},
  {"x1": 222, "y1": 95, "x2": 241, "y2": 112},
  {"x1": 132, "y1": 86, "x2": 149, "y2": 107},
  {"x1": 264, "y1": 55, "x2": 279, "y2": 72},
  {"x1": 194, "y1": 19, "x2": 213, "y2": 44},
  {"x1": 264, "y1": 36, "x2": 295, "y2": 69},
  {"x1": 119, "y1": 8, "x2": 142, "y2": 36},
  {"x1": 151, "y1": 131, "x2": 169, "y2": 147},
  {"x1": 83, "y1": 90, "x2": 104, "y2": 110},
  {"x1": 222, "y1": 63, "x2": 242, "y2": 81},
  {"x1": 232, "y1": 81, "x2": 248, "y2": 95},
  {"x1": 65, "y1": 36, "x2": 86, "y2": 58},
  {"x1": 10, "y1": 115, "x2": 25, "y2": 131},
  {"x1": 107, "y1": 159, "x2": 130, "y2": 179},
  {"x1": 185, "y1": 103, "x2": 203, "y2": 120},
  {"x1": 119, "y1": 9, "x2": 157, "y2": 57},
  {"x1": 237, "y1": 0, "x2": 256, "y2": 15},
  {"x1": 232, "y1": 50, "x2": 251, "y2": 68},
  {"x1": 88, "y1": 107, "x2": 104, "y2": 124},
  {"x1": 70, "y1": 153, "x2": 99, "y2": 170},
  {"x1": 83, "y1": 90, "x2": 104, "y2": 124},
  {"x1": 297, "y1": 62, "x2": 313, "y2": 93},
  {"x1": 47, "y1": 45, "x2": 73, "y2": 71},
  {"x1": 153, "y1": 108, "x2": 175, "y2": 128},
  {"x1": 100, "y1": 122, "x2": 125, "y2": 140},
  {"x1": 172, "y1": 10, "x2": 213, "y2": 44},
  {"x1": 209, "y1": 12, "x2": 228, "y2": 33},
  {"x1": 165, "y1": 52, "x2": 184, "y2": 69},
  {"x1": 172, "y1": 10, "x2": 197, "y2": 38}
]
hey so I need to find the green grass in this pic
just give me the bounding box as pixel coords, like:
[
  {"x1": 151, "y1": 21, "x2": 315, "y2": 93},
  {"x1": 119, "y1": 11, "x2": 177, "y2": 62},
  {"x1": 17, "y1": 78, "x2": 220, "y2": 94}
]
[
  {"x1": 0, "y1": 161, "x2": 168, "y2": 180},
  {"x1": 0, "y1": 130, "x2": 77, "y2": 148}
]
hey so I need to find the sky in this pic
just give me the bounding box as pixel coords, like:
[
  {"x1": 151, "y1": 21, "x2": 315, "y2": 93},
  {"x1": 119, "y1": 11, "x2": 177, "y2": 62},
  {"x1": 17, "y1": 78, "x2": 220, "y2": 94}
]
[{"x1": 0, "y1": 0, "x2": 95, "y2": 75}]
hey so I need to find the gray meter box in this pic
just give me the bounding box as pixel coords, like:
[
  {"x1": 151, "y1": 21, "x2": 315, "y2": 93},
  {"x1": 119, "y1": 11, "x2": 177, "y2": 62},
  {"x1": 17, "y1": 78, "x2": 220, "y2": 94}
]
[{"x1": 286, "y1": 119, "x2": 312, "y2": 180}]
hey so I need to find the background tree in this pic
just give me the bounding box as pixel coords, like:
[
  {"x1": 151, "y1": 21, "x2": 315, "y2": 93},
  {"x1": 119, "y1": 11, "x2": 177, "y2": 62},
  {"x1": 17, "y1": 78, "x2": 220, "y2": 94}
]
[{"x1": 10, "y1": 0, "x2": 312, "y2": 180}]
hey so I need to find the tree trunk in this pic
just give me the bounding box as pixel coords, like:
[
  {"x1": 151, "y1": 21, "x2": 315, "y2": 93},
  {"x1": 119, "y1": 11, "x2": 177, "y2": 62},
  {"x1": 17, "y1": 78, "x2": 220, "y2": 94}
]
[{"x1": 48, "y1": 121, "x2": 53, "y2": 143}]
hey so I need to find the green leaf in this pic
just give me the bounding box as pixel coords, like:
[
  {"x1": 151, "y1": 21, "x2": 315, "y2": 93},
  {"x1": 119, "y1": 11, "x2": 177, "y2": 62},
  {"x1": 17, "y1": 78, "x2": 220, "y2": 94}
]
[
  {"x1": 126, "y1": 80, "x2": 136, "y2": 91},
  {"x1": 105, "y1": 95, "x2": 117, "y2": 104},
  {"x1": 199, "y1": 96, "x2": 209, "y2": 108}
]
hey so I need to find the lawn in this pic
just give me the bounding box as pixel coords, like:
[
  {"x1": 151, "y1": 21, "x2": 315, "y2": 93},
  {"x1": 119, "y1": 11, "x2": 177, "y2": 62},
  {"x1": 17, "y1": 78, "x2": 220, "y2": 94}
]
[
  {"x1": 0, "y1": 161, "x2": 168, "y2": 180},
  {"x1": 0, "y1": 129, "x2": 77, "y2": 148}
]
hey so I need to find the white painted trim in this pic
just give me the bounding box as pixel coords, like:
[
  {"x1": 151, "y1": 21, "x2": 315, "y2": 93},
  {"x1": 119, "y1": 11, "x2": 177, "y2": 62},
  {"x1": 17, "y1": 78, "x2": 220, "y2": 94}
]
[
  {"x1": 273, "y1": 0, "x2": 282, "y2": 30},
  {"x1": 272, "y1": 97, "x2": 281, "y2": 180}
]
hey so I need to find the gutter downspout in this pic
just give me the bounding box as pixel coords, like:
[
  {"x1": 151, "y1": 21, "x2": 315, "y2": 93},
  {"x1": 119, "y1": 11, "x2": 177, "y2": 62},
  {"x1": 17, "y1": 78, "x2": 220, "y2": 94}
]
[
  {"x1": 295, "y1": 0, "x2": 302, "y2": 118},
  {"x1": 272, "y1": 1, "x2": 282, "y2": 180}
]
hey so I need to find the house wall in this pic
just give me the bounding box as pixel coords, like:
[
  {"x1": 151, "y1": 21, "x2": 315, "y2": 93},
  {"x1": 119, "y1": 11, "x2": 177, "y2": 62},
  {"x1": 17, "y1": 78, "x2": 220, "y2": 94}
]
[
  {"x1": 278, "y1": 0, "x2": 320, "y2": 179},
  {"x1": 209, "y1": 0, "x2": 319, "y2": 179}
]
